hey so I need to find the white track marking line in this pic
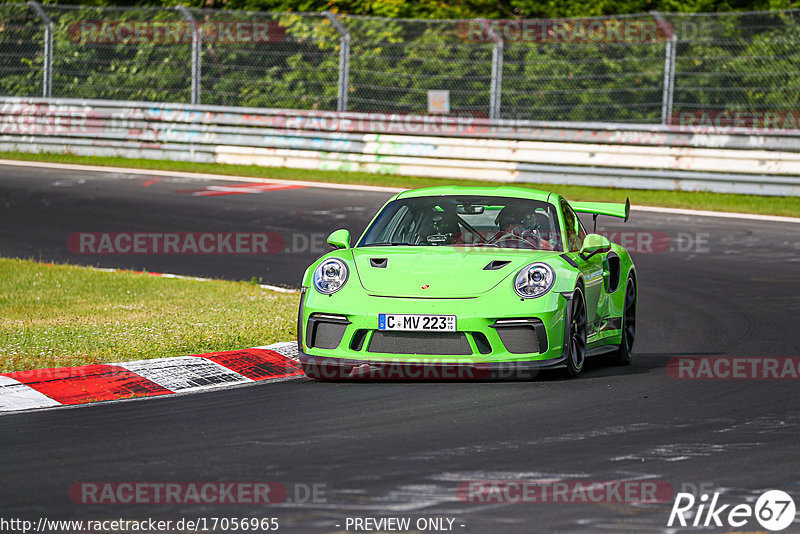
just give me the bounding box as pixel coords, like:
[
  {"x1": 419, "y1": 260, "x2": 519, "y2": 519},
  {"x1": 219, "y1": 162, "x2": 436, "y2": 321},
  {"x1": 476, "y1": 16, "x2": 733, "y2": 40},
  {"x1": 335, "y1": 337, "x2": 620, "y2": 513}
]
[
  {"x1": 2, "y1": 159, "x2": 796, "y2": 222},
  {"x1": 0, "y1": 376, "x2": 61, "y2": 412},
  {"x1": 0, "y1": 159, "x2": 404, "y2": 193},
  {"x1": 633, "y1": 205, "x2": 800, "y2": 223},
  {"x1": 254, "y1": 342, "x2": 299, "y2": 361},
  {"x1": 116, "y1": 356, "x2": 252, "y2": 393}
]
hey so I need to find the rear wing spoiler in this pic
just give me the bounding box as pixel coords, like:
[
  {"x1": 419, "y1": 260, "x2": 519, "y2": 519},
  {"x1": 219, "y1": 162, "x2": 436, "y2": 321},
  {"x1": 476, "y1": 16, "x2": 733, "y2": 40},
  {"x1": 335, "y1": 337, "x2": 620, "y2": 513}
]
[{"x1": 571, "y1": 198, "x2": 630, "y2": 223}]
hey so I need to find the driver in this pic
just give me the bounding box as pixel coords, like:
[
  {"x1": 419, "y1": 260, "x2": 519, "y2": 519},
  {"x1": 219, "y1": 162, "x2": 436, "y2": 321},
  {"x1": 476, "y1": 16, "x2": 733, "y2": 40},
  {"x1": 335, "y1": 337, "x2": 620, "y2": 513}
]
[
  {"x1": 490, "y1": 205, "x2": 553, "y2": 250},
  {"x1": 423, "y1": 204, "x2": 463, "y2": 245}
]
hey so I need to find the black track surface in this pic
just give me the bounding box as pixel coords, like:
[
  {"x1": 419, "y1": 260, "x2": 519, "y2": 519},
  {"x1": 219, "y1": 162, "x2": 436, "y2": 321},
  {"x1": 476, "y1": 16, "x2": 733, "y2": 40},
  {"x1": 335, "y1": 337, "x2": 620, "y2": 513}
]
[{"x1": 2, "y1": 163, "x2": 799, "y2": 533}]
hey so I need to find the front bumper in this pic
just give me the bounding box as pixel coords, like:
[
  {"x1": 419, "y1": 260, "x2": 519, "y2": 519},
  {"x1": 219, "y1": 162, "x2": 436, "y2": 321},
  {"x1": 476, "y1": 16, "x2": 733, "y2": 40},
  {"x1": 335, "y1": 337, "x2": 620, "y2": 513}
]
[
  {"x1": 298, "y1": 284, "x2": 570, "y2": 378},
  {"x1": 299, "y1": 351, "x2": 567, "y2": 380}
]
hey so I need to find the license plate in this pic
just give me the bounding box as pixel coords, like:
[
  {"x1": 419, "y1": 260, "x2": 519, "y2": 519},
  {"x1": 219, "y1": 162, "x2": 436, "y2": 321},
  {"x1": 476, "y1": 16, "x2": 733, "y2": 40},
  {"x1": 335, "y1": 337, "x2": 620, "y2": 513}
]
[{"x1": 378, "y1": 314, "x2": 456, "y2": 332}]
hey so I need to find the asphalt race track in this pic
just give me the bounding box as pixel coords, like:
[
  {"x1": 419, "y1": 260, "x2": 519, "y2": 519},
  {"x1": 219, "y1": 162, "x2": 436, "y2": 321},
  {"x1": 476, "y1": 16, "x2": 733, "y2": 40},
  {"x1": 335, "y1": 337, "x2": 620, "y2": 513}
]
[
  {"x1": 0, "y1": 164, "x2": 390, "y2": 287},
  {"x1": 1, "y1": 162, "x2": 800, "y2": 533}
]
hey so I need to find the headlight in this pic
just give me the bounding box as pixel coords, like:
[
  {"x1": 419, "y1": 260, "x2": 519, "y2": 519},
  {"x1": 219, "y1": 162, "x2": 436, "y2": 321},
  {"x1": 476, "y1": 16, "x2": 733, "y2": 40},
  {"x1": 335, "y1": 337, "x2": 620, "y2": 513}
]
[
  {"x1": 313, "y1": 258, "x2": 349, "y2": 295},
  {"x1": 513, "y1": 262, "x2": 555, "y2": 298}
]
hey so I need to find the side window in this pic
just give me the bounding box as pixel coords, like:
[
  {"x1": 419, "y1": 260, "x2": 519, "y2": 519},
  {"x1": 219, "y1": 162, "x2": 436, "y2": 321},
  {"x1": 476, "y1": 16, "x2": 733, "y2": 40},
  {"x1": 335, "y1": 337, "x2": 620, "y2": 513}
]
[
  {"x1": 561, "y1": 201, "x2": 584, "y2": 252},
  {"x1": 577, "y1": 214, "x2": 587, "y2": 244}
]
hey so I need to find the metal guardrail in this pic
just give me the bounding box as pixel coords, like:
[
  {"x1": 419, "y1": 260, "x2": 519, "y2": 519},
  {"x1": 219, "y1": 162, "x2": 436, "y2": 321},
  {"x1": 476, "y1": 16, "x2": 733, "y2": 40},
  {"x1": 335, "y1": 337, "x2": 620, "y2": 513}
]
[{"x1": 1, "y1": 97, "x2": 799, "y2": 196}]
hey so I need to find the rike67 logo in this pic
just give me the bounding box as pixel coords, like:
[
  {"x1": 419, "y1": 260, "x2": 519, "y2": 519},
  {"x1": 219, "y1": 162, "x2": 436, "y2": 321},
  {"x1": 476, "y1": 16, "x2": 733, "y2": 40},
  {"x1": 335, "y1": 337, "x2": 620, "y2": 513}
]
[{"x1": 668, "y1": 489, "x2": 796, "y2": 531}]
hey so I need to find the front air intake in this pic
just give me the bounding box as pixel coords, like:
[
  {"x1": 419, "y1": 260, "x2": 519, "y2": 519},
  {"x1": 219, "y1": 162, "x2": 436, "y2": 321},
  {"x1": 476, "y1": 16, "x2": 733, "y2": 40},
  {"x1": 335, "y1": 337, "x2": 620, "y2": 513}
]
[
  {"x1": 496, "y1": 326, "x2": 539, "y2": 354},
  {"x1": 483, "y1": 260, "x2": 511, "y2": 271},
  {"x1": 307, "y1": 314, "x2": 350, "y2": 350},
  {"x1": 368, "y1": 332, "x2": 472, "y2": 355},
  {"x1": 491, "y1": 319, "x2": 548, "y2": 354}
]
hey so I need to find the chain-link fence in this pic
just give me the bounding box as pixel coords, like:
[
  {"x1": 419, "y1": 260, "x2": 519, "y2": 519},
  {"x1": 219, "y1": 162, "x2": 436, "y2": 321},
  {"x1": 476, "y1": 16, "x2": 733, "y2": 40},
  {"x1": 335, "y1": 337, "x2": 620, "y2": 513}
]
[
  {"x1": 0, "y1": 3, "x2": 46, "y2": 97},
  {"x1": 667, "y1": 10, "x2": 800, "y2": 121},
  {"x1": 2, "y1": 3, "x2": 800, "y2": 125}
]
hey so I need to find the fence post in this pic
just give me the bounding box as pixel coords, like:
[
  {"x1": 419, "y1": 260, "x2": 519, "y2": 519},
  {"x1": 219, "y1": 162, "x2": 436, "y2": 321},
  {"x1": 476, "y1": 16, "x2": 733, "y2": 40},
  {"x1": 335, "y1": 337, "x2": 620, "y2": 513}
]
[
  {"x1": 652, "y1": 11, "x2": 677, "y2": 125},
  {"x1": 177, "y1": 6, "x2": 201, "y2": 105},
  {"x1": 490, "y1": 40, "x2": 504, "y2": 120},
  {"x1": 661, "y1": 35, "x2": 677, "y2": 125},
  {"x1": 324, "y1": 11, "x2": 350, "y2": 112},
  {"x1": 479, "y1": 20, "x2": 503, "y2": 120},
  {"x1": 28, "y1": 1, "x2": 52, "y2": 98}
]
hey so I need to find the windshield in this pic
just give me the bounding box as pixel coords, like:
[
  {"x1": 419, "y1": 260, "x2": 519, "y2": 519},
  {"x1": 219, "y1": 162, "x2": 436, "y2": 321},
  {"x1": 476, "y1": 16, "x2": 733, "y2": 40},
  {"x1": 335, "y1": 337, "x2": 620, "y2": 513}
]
[{"x1": 358, "y1": 195, "x2": 563, "y2": 252}]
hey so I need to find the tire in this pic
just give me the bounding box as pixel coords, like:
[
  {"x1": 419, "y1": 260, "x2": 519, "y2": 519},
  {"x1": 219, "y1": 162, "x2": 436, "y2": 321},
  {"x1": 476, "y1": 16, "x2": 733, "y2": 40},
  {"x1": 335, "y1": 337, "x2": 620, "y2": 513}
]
[
  {"x1": 565, "y1": 286, "x2": 587, "y2": 378},
  {"x1": 611, "y1": 276, "x2": 636, "y2": 366}
]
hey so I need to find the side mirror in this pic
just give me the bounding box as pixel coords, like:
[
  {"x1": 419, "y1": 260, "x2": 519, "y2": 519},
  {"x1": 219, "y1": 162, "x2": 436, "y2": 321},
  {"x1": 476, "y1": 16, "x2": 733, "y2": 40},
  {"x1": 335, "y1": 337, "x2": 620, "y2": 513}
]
[
  {"x1": 327, "y1": 229, "x2": 351, "y2": 249},
  {"x1": 579, "y1": 233, "x2": 611, "y2": 260}
]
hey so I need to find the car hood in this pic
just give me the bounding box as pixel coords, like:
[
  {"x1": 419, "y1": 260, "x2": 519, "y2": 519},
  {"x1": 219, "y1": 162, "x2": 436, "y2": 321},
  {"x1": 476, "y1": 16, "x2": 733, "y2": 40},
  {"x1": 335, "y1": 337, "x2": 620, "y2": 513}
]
[{"x1": 352, "y1": 246, "x2": 554, "y2": 298}]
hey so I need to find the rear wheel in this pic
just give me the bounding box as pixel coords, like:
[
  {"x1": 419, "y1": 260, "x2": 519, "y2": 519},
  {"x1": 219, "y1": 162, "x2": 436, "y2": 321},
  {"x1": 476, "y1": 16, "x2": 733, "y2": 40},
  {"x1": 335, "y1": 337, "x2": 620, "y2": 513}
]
[
  {"x1": 565, "y1": 287, "x2": 587, "y2": 377},
  {"x1": 611, "y1": 277, "x2": 636, "y2": 365}
]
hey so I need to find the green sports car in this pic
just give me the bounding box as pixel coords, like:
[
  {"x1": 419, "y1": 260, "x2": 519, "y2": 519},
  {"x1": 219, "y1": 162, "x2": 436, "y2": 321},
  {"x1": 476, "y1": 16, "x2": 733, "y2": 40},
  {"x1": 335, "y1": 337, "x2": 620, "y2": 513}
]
[{"x1": 298, "y1": 186, "x2": 636, "y2": 379}]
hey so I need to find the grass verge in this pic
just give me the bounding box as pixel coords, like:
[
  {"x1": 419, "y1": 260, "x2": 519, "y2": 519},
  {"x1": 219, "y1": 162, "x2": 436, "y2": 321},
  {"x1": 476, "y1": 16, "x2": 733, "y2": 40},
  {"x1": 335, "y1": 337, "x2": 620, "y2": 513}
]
[
  {"x1": 0, "y1": 258, "x2": 297, "y2": 372},
  {"x1": 2, "y1": 151, "x2": 799, "y2": 217}
]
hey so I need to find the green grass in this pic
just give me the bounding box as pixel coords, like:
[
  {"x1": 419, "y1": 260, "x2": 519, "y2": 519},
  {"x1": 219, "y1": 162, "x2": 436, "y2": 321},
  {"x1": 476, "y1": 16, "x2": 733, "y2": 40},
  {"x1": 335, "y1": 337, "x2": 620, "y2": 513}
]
[
  {"x1": 0, "y1": 258, "x2": 298, "y2": 372},
  {"x1": 2, "y1": 150, "x2": 799, "y2": 217}
]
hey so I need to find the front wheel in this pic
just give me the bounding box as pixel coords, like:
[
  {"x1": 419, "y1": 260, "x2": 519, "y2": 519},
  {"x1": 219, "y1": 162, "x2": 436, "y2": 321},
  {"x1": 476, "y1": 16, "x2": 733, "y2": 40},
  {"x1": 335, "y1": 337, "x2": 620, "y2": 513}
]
[
  {"x1": 565, "y1": 287, "x2": 587, "y2": 377},
  {"x1": 611, "y1": 276, "x2": 636, "y2": 365}
]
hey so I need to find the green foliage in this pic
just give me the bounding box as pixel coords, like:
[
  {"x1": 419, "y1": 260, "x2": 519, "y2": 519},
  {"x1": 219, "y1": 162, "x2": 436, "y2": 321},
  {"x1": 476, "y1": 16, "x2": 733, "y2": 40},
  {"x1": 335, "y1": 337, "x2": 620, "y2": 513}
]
[
  {"x1": 2, "y1": 2, "x2": 800, "y2": 122},
  {"x1": 0, "y1": 5, "x2": 45, "y2": 96},
  {"x1": 11, "y1": 0, "x2": 799, "y2": 18}
]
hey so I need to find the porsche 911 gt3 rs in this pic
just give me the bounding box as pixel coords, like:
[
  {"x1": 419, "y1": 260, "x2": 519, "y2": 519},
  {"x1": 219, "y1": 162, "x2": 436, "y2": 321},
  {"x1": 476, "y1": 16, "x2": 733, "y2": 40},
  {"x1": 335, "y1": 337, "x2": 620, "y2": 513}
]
[{"x1": 297, "y1": 186, "x2": 636, "y2": 379}]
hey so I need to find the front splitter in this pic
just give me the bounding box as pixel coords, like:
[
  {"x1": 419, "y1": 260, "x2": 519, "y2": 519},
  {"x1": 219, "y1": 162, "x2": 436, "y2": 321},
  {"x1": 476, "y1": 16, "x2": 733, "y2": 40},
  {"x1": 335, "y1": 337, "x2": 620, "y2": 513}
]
[{"x1": 299, "y1": 352, "x2": 567, "y2": 381}]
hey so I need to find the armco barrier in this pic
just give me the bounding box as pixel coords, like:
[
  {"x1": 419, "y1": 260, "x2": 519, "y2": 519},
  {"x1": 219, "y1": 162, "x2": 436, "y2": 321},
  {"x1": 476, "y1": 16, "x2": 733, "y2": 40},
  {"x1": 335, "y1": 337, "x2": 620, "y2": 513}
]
[{"x1": 1, "y1": 97, "x2": 799, "y2": 196}]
